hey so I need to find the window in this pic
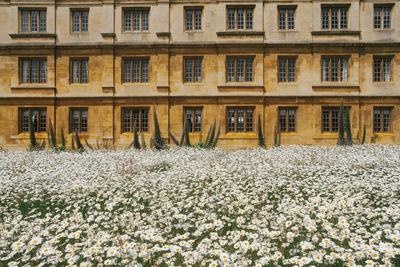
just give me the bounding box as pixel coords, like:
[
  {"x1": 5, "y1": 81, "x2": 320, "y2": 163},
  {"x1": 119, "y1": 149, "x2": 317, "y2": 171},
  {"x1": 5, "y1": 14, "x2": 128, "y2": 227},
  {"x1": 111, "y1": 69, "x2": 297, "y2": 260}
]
[
  {"x1": 322, "y1": 107, "x2": 349, "y2": 133},
  {"x1": 19, "y1": 108, "x2": 46, "y2": 133},
  {"x1": 322, "y1": 57, "x2": 348, "y2": 82},
  {"x1": 122, "y1": 108, "x2": 149, "y2": 133},
  {"x1": 279, "y1": 57, "x2": 296, "y2": 82},
  {"x1": 184, "y1": 108, "x2": 202, "y2": 132},
  {"x1": 227, "y1": 7, "x2": 253, "y2": 30},
  {"x1": 321, "y1": 6, "x2": 348, "y2": 29},
  {"x1": 123, "y1": 58, "x2": 149, "y2": 83},
  {"x1": 70, "y1": 108, "x2": 88, "y2": 133},
  {"x1": 227, "y1": 107, "x2": 254, "y2": 133},
  {"x1": 278, "y1": 7, "x2": 295, "y2": 30},
  {"x1": 20, "y1": 10, "x2": 46, "y2": 32},
  {"x1": 20, "y1": 58, "x2": 46, "y2": 84},
  {"x1": 71, "y1": 59, "x2": 88, "y2": 84},
  {"x1": 374, "y1": 57, "x2": 391, "y2": 82},
  {"x1": 279, "y1": 108, "x2": 297, "y2": 133},
  {"x1": 374, "y1": 107, "x2": 392, "y2": 133},
  {"x1": 184, "y1": 58, "x2": 202, "y2": 83},
  {"x1": 185, "y1": 8, "x2": 202, "y2": 31},
  {"x1": 374, "y1": 6, "x2": 392, "y2": 29},
  {"x1": 71, "y1": 10, "x2": 89, "y2": 32},
  {"x1": 227, "y1": 57, "x2": 253, "y2": 82},
  {"x1": 124, "y1": 9, "x2": 149, "y2": 31}
]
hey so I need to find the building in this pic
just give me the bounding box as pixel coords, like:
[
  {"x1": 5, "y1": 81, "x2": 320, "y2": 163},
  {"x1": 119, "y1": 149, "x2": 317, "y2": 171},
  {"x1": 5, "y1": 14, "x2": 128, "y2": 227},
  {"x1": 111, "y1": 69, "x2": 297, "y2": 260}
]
[{"x1": 0, "y1": 0, "x2": 399, "y2": 150}]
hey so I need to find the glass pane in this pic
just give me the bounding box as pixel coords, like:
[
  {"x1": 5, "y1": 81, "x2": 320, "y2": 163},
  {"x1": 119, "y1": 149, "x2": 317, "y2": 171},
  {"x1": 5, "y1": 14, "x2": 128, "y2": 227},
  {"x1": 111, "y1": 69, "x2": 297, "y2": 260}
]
[
  {"x1": 331, "y1": 58, "x2": 338, "y2": 82},
  {"x1": 185, "y1": 59, "x2": 193, "y2": 83},
  {"x1": 288, "y1": 109, "x2": 296, "y2": 132},
  {"x1": 383, "y1": 58, "x2": 391, "y2": 82},
  {"x1": 237, "y1": 109, "x2": 244, "y2": 132},
  {"x1": 22, "y1": 110, "x2": 29, "y2": 132},
  {"x1": 288, "y1": 58, "x2": 295, "y2": 82},
  {"x1": 237, "y1": 58, "x2": 244, "y2": 82},
  {"x1": 72, "y1": 11, "x2": 80, "y2": 32},
  {"x1": 39, "y1": 110, "x2": 46, "y2": 132},
  {"x1": 133, "y1": 10, "x2": 140, "y2": 31},
  {"x1": 340, "y1": 58, "x2": 348, "y2": 82},
  {"x1": 31, "y1": 11, "x2": 38, "y2": 32},
  {"x1": 81, "y1": 110, "x2": 88, "y2": 132},
  {"x1": 374, "y1": 8, "x2": 381, "y2": 29},
  {"x1": 124, "y1": 10, "x2": 132, "y2": 31},
  {"x1": 31, "y1": 60, "x2": 38, "y2": 83},
  {"x1": 374, "y1": 59, "x2": 381, "y2": 82},
  {"x1": 373, "y1": 109, "x2": 381, "y2": 132},
  {"x1": 72, "y1": 110, "x2": 79, "y2": 132},
  {"x1": 141, "y1": 109, "x2": 149, "y2": 132},
  {"x1": 340, "y1": 8, "x2": 347, "y2": 29},
  {"x1": 39, "y1": 60, "x2": 46, "y2": 83},
  {"x1": 142, "y1": 59, "x2": 149, "y2": 83},
  {"x1": 22, "y1": 60, "x2": 30, "y2": 83},
  {"x1": 228, "y1": 8, "x2": 235, "y2": 30},
  {"x1": 332, "y1": 108, "x2": 339, "y2": 132},
  {"x1": 228, "y1": 109, "x2": 235, "y2": 132},
  {"x1": 279, "y1": 59, "x2": 286, "y2": 82},
  {"x1": 383, "y1": 7, "x2": 391, "y2": 28},
  {"x1": 322, "y1": 108, "x2": 330, "y2": 132},
  {"x1": 279, "y1": 9, "x2": 286, "y2": 30},
  {"x1": 124, "y1": 59, "x2": 131, "y2": 83},
  {"x1": 32, "y1": 111, "x2": 38, "y2": 132},
  {"x1": 142, "y1": 10, "x2": 149, "y2": 31},
  {"x1": 132, "y1": 109, "x2": 140, "y2": 131},
  {"x1": 39, "y1": 11, "x2": 46, "y2": 32},
  {"x1": 227, "y1": 58, "x2": 235, "y2": 82},
  {"x1": 288, "y1": 8, "x2": 295, "y2": 30},
  {"x1": 383, "y1": 109, "x2": 390, "y2": 132},
  {"x1": 322, "y1": 58, "x2": 330, "y2": 82},
  {"x1": 237, "y1": 8, "x2": 244, "y2": 30},
  {"x1": 123, "y1": 109, "x2": 131, "y2": 132},
  {"x1": 279, "y1": 109, "x2": 287, "y2": 132},
  {"x1": 186, "y1": 10, "x2": 193, "y2": 31},
  {"x1": 195, "y1": 9, "x2": 202, "y2": 30},
  {"x1": 331, "y1": 8, "x2": 338, "y2": 29},
  {"x1": 246, "y1": 109, "x2": 253, "y2": 132},
  {"x1": 22, "y1": 11, "x2": 29, "y2": 32},
  {"x1": 81, "y1": 60, "x2": 88, "y2": 83},
  {"x1": 245, "y1": 58, "x2": 253, "y2": 82},
  {"x1": 185, "y1": 109, "x2": 193, "y2": 132},
  {"x1": 82, "y1": 11, "x2": 89, "y2": 32},
  {"x1": 194, "y1": 109, "x2": 202, "y2": 132},
  {"x1": 133, "y1": 59, "x2": 140, "y2": 82},
  {"x1": 246, "y1": 8, "x2": 253, "y2": 29},
  {"x1": 72, "y1": 60, "x2": 80, "y2": 83},
  {"x1": 322, "y1": 8, "x2": 329, "y2": 29},
  {"x1": 194, "y1": 59, "x2": 202, "y2": 83}
]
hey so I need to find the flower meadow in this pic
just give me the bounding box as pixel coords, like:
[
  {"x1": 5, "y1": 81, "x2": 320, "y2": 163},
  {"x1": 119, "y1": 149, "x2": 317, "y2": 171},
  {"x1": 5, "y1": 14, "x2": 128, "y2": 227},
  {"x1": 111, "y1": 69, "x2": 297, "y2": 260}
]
[{"x1": 0, "y1": 146, "x2": 400, "y2": 267}]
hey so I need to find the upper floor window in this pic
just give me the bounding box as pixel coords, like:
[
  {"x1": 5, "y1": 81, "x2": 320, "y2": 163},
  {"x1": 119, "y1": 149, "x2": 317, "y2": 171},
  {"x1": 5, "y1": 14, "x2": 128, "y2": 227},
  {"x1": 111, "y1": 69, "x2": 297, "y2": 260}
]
[
  {"x1": 279, "y1": 57, "x2": 296, "y2": 82},
  {"x1": 374, "y1": 57, "x2": 392, "y2": 82},
  {"x1": 185, "y1": 8, "x2": 202, "y2": 31},
  {"x1": 122, "y1": 108, "x2": 149, "y2": 133},
  {"x1": 278, "y1": 7, "x2": 295, "y2": 30},
  {"x1": 71, "y1": 10, "x2": 89, "y2": 32},
  {"x1": 227, "y1": 7, "x2": 253, "y2": 30},
  {"x1": 71, "y1": 59, "x2": 88, "y2": 84},
  {"x1": 322, "y1": 6, "x2": 348, "y2": 30},
  {"x1": 374, "y1": 6, "x2": 392, "y2": 29},
  {"x1": 70, "y1": 108, "x2": 88, "y2": 133},
  {"x1": 184, "y1": 107, "x2": 202, "y2": 132},
  {"x1": 124, "y1": 9, "x2": 149, "y2": 32},
  {"x1": 20, "y1": 10, "x2": 46, "y2": 32},
  {"x1": 374, "y1": 107, "x2": 392, "y2": 133},
  {"x1": 123, "y1": 58, "x2": 149, "y2": 83},
  {"x1": 19, "y1": 108, "x2": 46, "y2": 133},
  {"x1": 279, "y1": 107, "x2": 297, "y2": 133},
  {"x1": 227, "y1": 107, "x2": 254, "y2": 133},
  {"x1": 322, "y1": 57, "x2": 348, "y2": 82},
  {"x1": 227, "y1": 57, "x2": 254, "y2": 82},
  {"x1": 20, "y1": 58, "x2": 46, "y2": 84},
  {"x1": 184, "y1": 58, "x2": 202, "y2": 83}
]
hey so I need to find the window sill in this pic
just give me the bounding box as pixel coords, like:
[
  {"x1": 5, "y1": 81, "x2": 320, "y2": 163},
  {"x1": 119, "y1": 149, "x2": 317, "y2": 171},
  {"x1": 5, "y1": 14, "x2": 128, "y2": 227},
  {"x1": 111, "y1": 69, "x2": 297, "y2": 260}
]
[
  {"x1": 223, "y1": 132, "x2": 257, "y2": 139},
  {"x1": 11, "y1": 133, "x2": 48, "y2": 140},
  {"x1": 122, "y1": 31, "x2": 151, "y2": 34},
  {"x1": 312, "y1": 85, "x2": 360, "y2": 92},
  {"x1": 311, "y1": 30, "x2": 360, "y2": 36},
  {"x1": 9, "y1": 33, "x2": 56, "y2": 39},
  {"x1": 373, "y1": 28, "x2": 394, "y2": 32},
  {"x1": 218, "y1": 85, "x2": 264, "y2": 92},
  {"x1": 121, "y1": 132, "x2": 151, "y2": 136},
  {"x1": 156, "y1": 32, "x2": 171, "y2": 37},
  {"x1": 277, "y1": 29, "x2": 297, "y2": 32},
  {"x1": 217, "y1": 31, "x2": 264, "y2": 36},
  {"x1": 281, "y1": 132, "x2": 299, "y2": 136},
  {"x1": 373, "y1": 132, "x2": 394, "y2": 136},
  {"x1": 11, "y1": 86, "x2": 55, "y2": 90},
  {"x1": 184, "y1": 30, "x2": 203, "y2": 33}
]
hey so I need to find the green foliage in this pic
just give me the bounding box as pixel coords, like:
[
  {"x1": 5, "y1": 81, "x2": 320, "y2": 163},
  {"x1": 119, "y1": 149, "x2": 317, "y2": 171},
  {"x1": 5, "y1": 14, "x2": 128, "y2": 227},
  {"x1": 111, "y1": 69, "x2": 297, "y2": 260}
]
[
  {"x1": 133, "y1": 124, "x2": 141, "y2": 149},
  {"x1": 150, "y1": 109, "x2": 166, "y2": 150},
  {"x1": 60, "y1": 127, "x2": 66, "y2": 147},
  {"x1": 74, "y1": 131, "x2": 85, "y2": 152},
  {"x1": 274, "y1": 125, "x2": 281, "y2": 147},
  {"x1": 49, "y1": 118, "x2": 57, "y2": 148},
  {"x1": 337, "y1": 99, "x2": 346, "y2": 146},
  {"x1": 183, "y1": 118, "x2": 191, "y2": 147},
  {"x1": 345, "y1": 108, "x2": 353, "y2": 145},
  {"x1": 361, "y1": 125, "x2": 366, "y2": 145},
  {"x1": 71, "y1": 131, "x2": 75, "y2": 151},
  {"x1": 28, "y1": 110, "x2": 37, "y2": 150},
  {"x1": 210, "y1": 123, "x2": 220, "y2": 148},
  {"x1": 257, "y1": 114, "x2": 265, "y2": 148}
]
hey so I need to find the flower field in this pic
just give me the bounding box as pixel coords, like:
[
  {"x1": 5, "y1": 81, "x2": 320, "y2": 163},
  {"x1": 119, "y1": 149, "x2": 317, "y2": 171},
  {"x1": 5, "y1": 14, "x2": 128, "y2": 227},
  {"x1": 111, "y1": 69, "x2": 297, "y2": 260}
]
[{"x1": 0, "y1": 145, "x2": 400, "y2": 266}]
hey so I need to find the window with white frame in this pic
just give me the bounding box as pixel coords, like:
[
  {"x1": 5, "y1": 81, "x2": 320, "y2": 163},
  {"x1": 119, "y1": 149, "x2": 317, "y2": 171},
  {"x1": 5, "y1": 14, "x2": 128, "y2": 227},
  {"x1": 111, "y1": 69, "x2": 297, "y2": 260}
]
[
  {"x1": 20, "y1": 9, "x2": 46, "y2": 32},
  {"x1": 184, "y1": 58, "x2": 202, "y2": 83},
  {"x1": 124, "y1": 9, "x2": 149, "y2": 32},
  {"x1": 279, "y1": 57, "x2": 296, "y2": 82},
  {"x1": 20, "y1": 58, "x2": 47, "y2": 84},
  {"x1": 227, "y1": 57, "x2": 254, "y2": 82},
  {"x1": 227, "y1": 7, "x2": 253, "y2": 30},
  {"x1": 71, "y1": 10, "x2": 89, "y2": 32},
  {"x1": 71, "y1": 59, "x2": 88, "y2": 84},
  {"x1": 278, "y1": 7, "x2": 295, "y2": 30},
  {"x1": 185, "y1": 8, "x2": 202, "y2": 31},
  {"x1": 123, "y1": 58, "x2": 149, "y2": 83},
  {"x1": 322, "y1": 57, "x2": 348, "y2": 82},
  {"x1": 374, "y1": 6, "x2": 392, "y2": 29},
  {"x1": 321, "y1": 6, "x2": 348, "y2": 30},
  {"x1": 374, "y1": 57, "x2": 392, "y2": 82}
]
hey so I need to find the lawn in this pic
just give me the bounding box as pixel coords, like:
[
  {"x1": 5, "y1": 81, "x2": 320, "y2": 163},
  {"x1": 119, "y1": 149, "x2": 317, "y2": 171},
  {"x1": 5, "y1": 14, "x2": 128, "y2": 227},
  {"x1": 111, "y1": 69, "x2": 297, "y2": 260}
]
[{"x1": 0, "y1": 145, "x2": 399, "y2": 266}]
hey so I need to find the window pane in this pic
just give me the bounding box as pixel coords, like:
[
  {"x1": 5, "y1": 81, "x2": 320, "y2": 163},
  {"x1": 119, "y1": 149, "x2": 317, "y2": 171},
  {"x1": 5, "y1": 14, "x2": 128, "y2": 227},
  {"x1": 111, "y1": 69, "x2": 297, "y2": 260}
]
[
  {"x1": 374, "y1": 59, "x2": 381, "y2": 82},
  {"x1": 124, "y1": 10, "x2": 132, "y2": 31},
  {"x1": 82, "y1": 11, "x2": 89, "y2": 32},
  {"x1": 383, "y1": 7, "x2": 391, "y2": 28},
  {"x1": 194, "y1": 109, "x2": 202, "y2": 132},
  {"x1": 245, "y1": 58, "x2": 253, "y2": 82},
  {"x1": 133, "y1": 59, "x2": 140, "y2": 82},
  {"x1": 340, "y1": 58, "x2": 347, "y2": 82},
  {"x1": 237, "y1": 8, "x2": 244, "y2": 30},
  {"x1": 288, "y1": 109, "x2": 296, "y2": 132},
  {"x1": 142, "y1": 59, "x2": 149, "y2": 83},
  {"x1": 22, "y1": 110, "x2": 29, "y2": 132},
  {"x1": 194, "y1": 59, "x2": 202, "y2": 83},
  {"x1": 237, "y1": 108, "x2": 244, "y2": 132},
  {"x1": 374, "y1": 8, "x2": 381, "y2": 29},
  {"x1": 331, "y1": 108, "x2": 339, "y2": 132},
  {"x1": 373, "y1": 109, "x2": 381, "y2": 132},
  {"x1": 72, "y1": 110, "x2": 79, "y2": 132},
  {"x1": 81, "y1": 110, "x2": 88, "y2": 132},
  {"x1": 237, "y1": 58, "x2": 244, "y2": 82},
  {"x1": 185, "y1": 109, "x2": 193, "y2": 132},
  {"x1": 246, "y1": 109, "x2": 253, "y2": 132},
  {"x1": 141, "y1": 109, "x2": 149, "y2": 132},
  {"x1": 246, "y1": 8, "x2": 253, "y2": 29},
  {"x1": 22, "y1": 60, "x2": 30, "y2": 83},
  {"x1": 142, "y1": 10, "x2": 149, "y2": 31},
  {"x1": 133, "y1": 10, "x2": 140, "y2": 31},
  {"x1": 322, "y1": 8, "x2": 329, "y2": 29},
  {"x1": 383, "y1": 58, "x2": 391, "y2": 82},
  {"x1": 228, "y1": 109, "x2": 235, "y2": 132},
  {"x1": 124, "y1": 59, "x2": 131, "y2": 83},
  {"x1": 331, "y1": 58, "x2": 338, "y2": 82},
  {"x1": 288, "y1": 8, "x2": 295, "y2": 30},
  {"x1": 322, "y1": 58, "x2": 330, "y2": 82},
  {"x1": 227, "y1": 58, "x2": 235, "y2": 82},
  {"x1": 288, "y1": 58, "x2": 295, "y2": 82},
  {"x1": 72, "y1": 60, "x2": 80, "y2": 83},
  {"x1": 39, "y1": 110, "x2": 46, "y2": 132},
  {"x1": 279, "y1": 9, "x2": 286, "y2": 30},
  {"x1": 39, "y1": 11, "x2": 46, "y2": 32},
  {"x1": 186, "y1": 10, "x2": 193, "y2": 30},
  {"x1": 279, "y1": 109, "x2": 287, "y2": 132},
  {"x1": 185, "y1": 59, "x2": 193, "y2": 83},
  {"x1": 322, "y1": 108, "x2": 330, "y2": 132},
  {"x1": 340, "y1": 8, "x2": 347, "y2": 29},
  {"x1": 72, "y1": 11, "x2": 80, "y2": 32},
  {"x1": 39, "y1": 60, "x2": 46, "y2": 83},
  {"x1": 123, "y1": 109, "x2": 131, "y2": 132},
  {"x1": 279, "y1": 58, "x2": 287, "y2": 82},
  {"x1": 32, "y1": 111, "x2": 38, "y2": 132},
  {"x1": 195, "y1": 9, "x2": 202, "y2": 30},
  {"x1": 132, "y1": 109, "x2": 140, "y2": 131},
  {"x1": 31, "y1": 11, "x2": 38, "y2": 32},
  {"x1": 383, "y1": 109, "x2": 390, "y2": 132},
  {"x1": 228, "y1": 8, "x2": 235, "y2": 30},
  {"x1": 22, "y1": 11, "x2": 29, "y2": 32},
  {"x1": 81, "y1": 60, "x2": 88, "y2": 83},
  {"x1": 31, "y1": 60, "x2": 38, "y2": 83},
  {"x1": 331, "y1": 8, "x2": 338, "y2": 29}
]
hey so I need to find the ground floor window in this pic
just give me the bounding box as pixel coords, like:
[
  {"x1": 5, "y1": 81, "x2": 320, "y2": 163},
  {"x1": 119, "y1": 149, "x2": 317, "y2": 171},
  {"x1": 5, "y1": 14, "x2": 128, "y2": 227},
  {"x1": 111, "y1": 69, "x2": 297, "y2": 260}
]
[
  {"x1": 374, "y1": 107, "x2": 392, "y2": 133},
  {"x1": 184, "y1": 107, "x2": 202, "y2": 132},
  {"x1": 279, "y1": 107, "x2": 297, "y2": 133},
  {"x1": 122, "y1": 107, "x2": 149, "y2": 133},
  {"x1": 70, "y1": 108, "x2": 88, "y2": 133},
  {"x1": 322, "y1": 107, "x2": 349, "y2": 133},
  {"x1": 227, "y1": 107, "x2": 254, "y2": 133},
  {"x1": 19, "y1": 108, "x2": 46, "y2": 133}
]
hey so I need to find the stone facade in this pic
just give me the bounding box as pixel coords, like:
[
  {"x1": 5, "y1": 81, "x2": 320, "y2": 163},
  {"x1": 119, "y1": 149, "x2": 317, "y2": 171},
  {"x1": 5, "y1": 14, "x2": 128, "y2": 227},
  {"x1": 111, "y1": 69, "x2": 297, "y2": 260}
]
[{"x1": 0, "y1": 0, "x2": 399, "y2": 150}]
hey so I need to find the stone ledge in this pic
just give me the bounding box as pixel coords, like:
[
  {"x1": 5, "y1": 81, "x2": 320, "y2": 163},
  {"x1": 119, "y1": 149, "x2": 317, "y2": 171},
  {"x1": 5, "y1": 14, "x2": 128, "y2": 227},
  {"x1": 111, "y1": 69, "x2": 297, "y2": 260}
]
[
  {"x1": 11, "y1": 86, "x2": 56, "y2": 90},
  {"x1": 217, "y1": 31, "x2": 264, "y2": 36},
  {"x1": 101, "y1": 33, "x2": 115, "y2": 38},
  {"x1": 9, "y1": 33, "x2": 57, "y2": 39},
  {"x1": 312, "y1": 85, "x2": 360, "y2": 91},
  {"x1": 218, "y1": 85, "x2": 264, "y2": 92},
  {"x1": 311, "y1": 31, "x2": 361, "y2": 36},
  {"x1": 156, "y1": 32, "x2": 171, "y2": 37}
]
